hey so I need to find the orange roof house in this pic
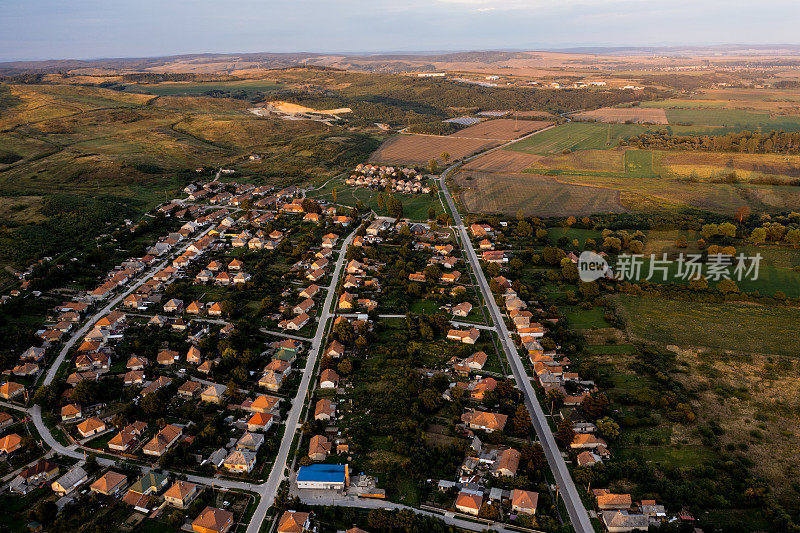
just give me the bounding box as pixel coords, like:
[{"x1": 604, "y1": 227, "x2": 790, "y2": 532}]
[
  {"x1": 251, "y1": 395, "x2": 280, "y2": 413},
  {"x1": 192, "y1": 506, "x2": 234, "y2": 533},
  {"x1": 319, "y1": 369, "x2": 339, "y2": 389},
  {"x1": 455, "y1": 491, "x2": 482, "y2": 516},
  {"x1": 511, "y1": 489, "x2": 539, "y2": 515},
  {"x1": 0, "y1": 381, "x2": 25, "y2": 400},
  {"x1": 308, "y1": 434, "x2": 331, "y2": 461},
  {"x1": 493, "y1": 448, "x2": 521, "y2": 477},
  {"x1": 277, "y1": 510, "x2": 311, "y2": 533},
  {"x1": 461, "y1": 410, "x2": 508, "y2": 433},
  {"x1": 315, "y1": 398, "x2": 336, "y2": 421},
  {"x1": 90, "y1": 471, "x2": 127, "y2": 495},
  {"x1": 0, "y1": 433, "x2": 23, "y2": 454},
  {"x1": 594, "y1": 489, "x2": 633, "y2": 510},
  {"x1": 77, "y1": 417, "x2": 106, "y2": 438}
]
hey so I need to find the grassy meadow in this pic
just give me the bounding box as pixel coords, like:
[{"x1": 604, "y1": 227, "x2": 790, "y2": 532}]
[{"x1": 614, "y1": 294, "x2": 800, "y2": 356}]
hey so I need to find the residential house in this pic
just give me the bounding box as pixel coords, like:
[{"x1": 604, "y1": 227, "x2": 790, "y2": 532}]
[
  {"x1": 143, "y1": 424, "x2": 182, "y2": 457},
  {"x1": 246, "y1": 412, "x2": 274, "y2": 432},
  {"x1": 493, "y1": 448, "x2": 520, "y2": 477},
  {"x1": 77, "y1": 417, "x2": 106, "y2": 438},
  {"x1": 602, "y1": 511, "x2": 650, "y2": 533},
  {"x1": 250, "y1": 395, "x2": 280, "y2": 413},
  {"x1": 447, "y1": 328, "x2": 480, "y2": 344},
  {"x1": 319, "y1": 369, "x2": 339, "y2": 389},
  {"x1": 200, "y1": 383, "x2": 226, "y2": 404},
  {"x1": 0, "y1": 433, "x2": 22, "y2": 454},
  {"x1": 223, "y1": 449, "x2": 257, "y2": 473},
  {"x1": 90, "y1": 471, "x2": 128, "y2": 496},
  {"x1": 164, "y1": 480, "x2": 199, "y2": 509},
  {"x1": 61, "y1": 403, "x2": 82, "y2": 421},
  {"x1": 277, "y1": 510, "x2": 310, "y2": 533},
  {"x1": 308, "y1": 435, "x2": 331, "y2": 461},
  {"x1": 0, "y1": 381, "x2": 25, "y2": 400},
  {"x1": 192, "y1": 507, "x2": 234, "y2": 533},
  {"x1": 178, "y1": 380, "x2": 203, "y2": 399},
  {"x1": 454, "y1": 491, "x2": 482, "y2": 516},
  {"x1": 594, "y1": 489, "x2": 633, "y2": 510},
  {"x1": 315, "y1": 399, "x2": 336, "y2": 421},
  {"x1": 461, "y1": 410, "x2": 508, "y2": 433},
  {"x1": 511, "y1": 489, "x2": 539, "y2": 515},
  {"x1": 451, "y1": 302, "x2": 472, "y2": 317},
  {"x1": 51, "y1": 465, "x2": 88, "y2": 496}
]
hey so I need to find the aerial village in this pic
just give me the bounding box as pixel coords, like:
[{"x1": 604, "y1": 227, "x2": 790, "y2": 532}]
[{"x1": 0, "y1": 165, "x2": 673, "y2": 533}]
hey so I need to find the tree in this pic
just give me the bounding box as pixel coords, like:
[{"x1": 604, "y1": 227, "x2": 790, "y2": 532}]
[
  {"x1": 141, "y1": 392, "x2": 165, "y2": 416},
  {"x1": 717, "y1": 279, "x2": 739, "y2": 294},
  {"x1": 513, "y1": 404, "x2": 532, "y2": 436},
  {"x1": 33, "y1": 384, "x2": 60, "y2": 409},
  {"x1": 332, "y1": 188, "x2": 338, "y2": 203},
  {"x1": 428, "y1": 159, "x2": 439, "y2": 174},
  {"x1": 440, "y1": 151, "x2": 451, "y2": 164},
  {"x1": 581, "y1": 393, "x2": 609, "y2": 419},
  {"x1": 420, "y1": 388, "x2": 441, "y2": 412},
  {"x1": 337, "y1": 359, "x2": 353, "y2": 375},
  {"x1": 750, "y1": 227, "x2": 767, "y2": 245},
  {"x1": 595, "y1": 416, "x2": 620, "y2": 440},
  {"x1": 427, "y1": 207, "x2": 437, "y2": 220},
  {"x1": 555, "y1": 416, "x2": 576, "y2": 447},
  {"x1": 545, "y1": 389, "x2": 565, "y2": 410}
]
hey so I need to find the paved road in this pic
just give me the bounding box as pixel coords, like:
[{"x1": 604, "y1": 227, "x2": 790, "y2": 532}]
[
  {"x1": 298, "y1": 495, "x2": 542, "y2": 533},
  {"x1": 438, "y1": 169, "x2": 593, "y2": 533},
  {"x1": 42, "y1": 227, "x2": 213, "y2": 387},
  {"x1": 245, "y1": 230, "x2": 356, "y2": 533}
]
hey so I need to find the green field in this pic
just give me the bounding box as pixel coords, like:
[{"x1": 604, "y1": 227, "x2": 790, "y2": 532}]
[
  {"x1": 665, "y1": 108, "x2": 800, "y2": 131},
  {"x1": 615, "y1": 294, "x2": 800, "y2": 356},
  {"x1": 624, "y1": 249, "x2": 800, "y2": 297},
  {"x1": 562, "y1": 305, "x2": 610, "y2": 329},
  {"x1": 507, "y1": 122, "x2": 649, "y2": 155}
]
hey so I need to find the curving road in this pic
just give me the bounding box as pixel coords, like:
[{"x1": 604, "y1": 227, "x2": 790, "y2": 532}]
[{"x1": 438, "y1": 166, "x2": 593, "y2": 533}]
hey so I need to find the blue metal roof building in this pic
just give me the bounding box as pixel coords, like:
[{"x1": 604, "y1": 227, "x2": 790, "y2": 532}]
[{"x1": 296, "y1": 464, "x2": 349, "y2": 490}]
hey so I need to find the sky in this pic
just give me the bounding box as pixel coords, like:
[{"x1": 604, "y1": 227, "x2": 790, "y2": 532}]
[{"x1": 1, "y1": 0, "x2": 799, "y2": 62}]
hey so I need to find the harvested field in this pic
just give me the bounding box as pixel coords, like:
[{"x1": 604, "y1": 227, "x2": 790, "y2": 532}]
[
  {"x1": 369, "y1": 134, "x2": 499, "y2": 165},
  {"x1": 528, "y1": 149, "x2": 626, "y2": 173},
  {"x1": 454, "y1": 171, "x2": 625, "y2": 216},
  {"x1": 461, "y1": 149, "x2": 543, "y2": 172},
  {"x1": 574, "y1": 107, "x2": 668, "y2": 124},
  {"x1": 449, "y1": 118, "x2": 552, "y2": 140},
  {"x1": 658, "y1": 150, "x2": 800, "y2": 179}
]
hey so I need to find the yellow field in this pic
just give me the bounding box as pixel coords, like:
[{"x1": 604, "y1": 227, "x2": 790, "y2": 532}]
[{"x1": 574, "y1": 107, "x2": 669, "y2": 124}]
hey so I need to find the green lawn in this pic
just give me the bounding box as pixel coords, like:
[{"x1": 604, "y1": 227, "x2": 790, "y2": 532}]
[
  {"x1": 507, "y1": 122, "x2": 649, "y2": 155},
  {"x1": 615, "y1": 294, "x2": 800, "y2": 357},
  {"x1": 306, "y1": 176, "x2": 441, "y2": 221},
  {"x1": 562, "y1": 306, "x2": 610, "y2": 329}
]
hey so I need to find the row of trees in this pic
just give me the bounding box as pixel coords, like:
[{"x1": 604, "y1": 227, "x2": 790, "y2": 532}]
[{"x1": 624, "y1": 129, "x2": 800, "y2": 154}]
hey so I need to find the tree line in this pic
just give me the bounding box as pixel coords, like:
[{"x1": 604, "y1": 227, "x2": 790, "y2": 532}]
[{"x1": 623, "y1": 129, "x2": 800, "y2": 154}]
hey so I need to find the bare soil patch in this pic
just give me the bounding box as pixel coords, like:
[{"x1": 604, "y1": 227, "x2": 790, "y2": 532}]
[
  {"x1": 369, "y1": 134, "x2": 499, "y2": 165},
  {"x1": 449, "y1": 118, "x2": 552, "y2": 140}
]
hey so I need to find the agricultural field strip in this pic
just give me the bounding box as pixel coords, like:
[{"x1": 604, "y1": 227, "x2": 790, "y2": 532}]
[{"x1": 440, "y1": 157, "x2": 593, "y2": 531}]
